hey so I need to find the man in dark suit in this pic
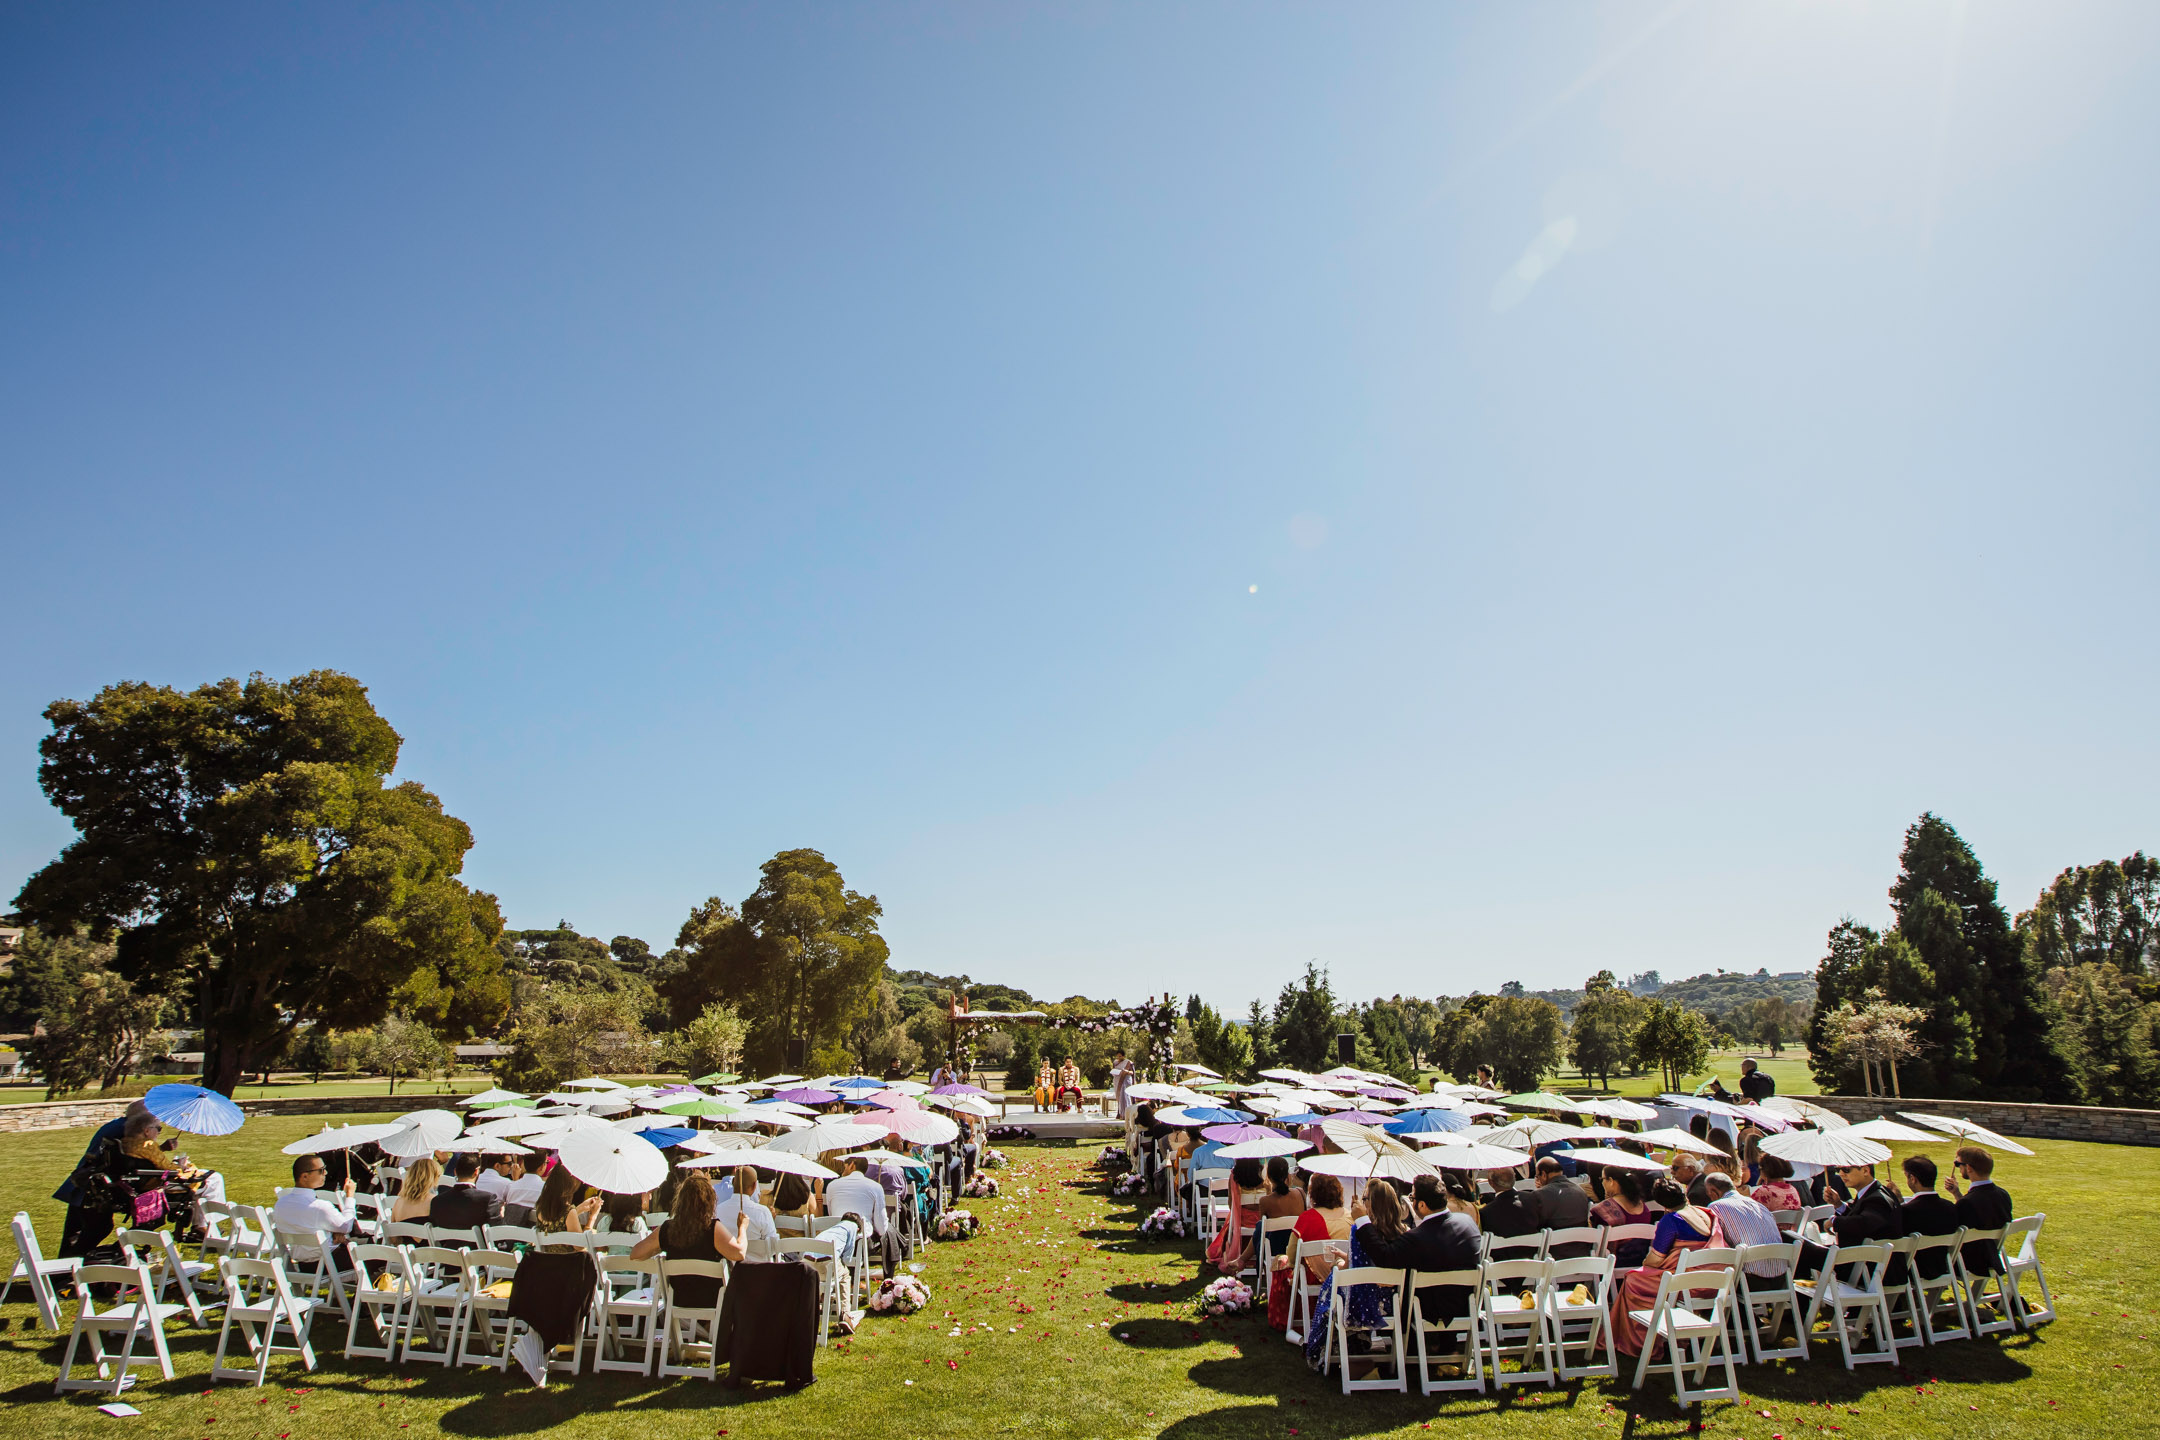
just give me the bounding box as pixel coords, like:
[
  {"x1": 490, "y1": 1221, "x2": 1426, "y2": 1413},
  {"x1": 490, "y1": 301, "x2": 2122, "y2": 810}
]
[
  {"x1": 1358, "y1": 1174, "x2": 1482, "y2": 1337},
  {"x1": 428, "y1": 1153, "x2": 504, "y2": 1231},
  {"x1": 1798, "y1": 1162, "x2": 1905, "y2": 1284},
  {"x1": 1481, "y1": 1170, "x2": 1542, "y2": 1252},
  {"x1": 1899, "y1": 1154, "x2": 1962, "y2": 1281},
  {"x1": 1946, "y1": 1146, "x2": 2012, "y2": 1277},
  {"x1": 1530, "y1": 1158, "x2": 1592, "y2": 1253},
  {"x1": 1739, "y1": 1058, "x2": 1775, "y2": 1103}
]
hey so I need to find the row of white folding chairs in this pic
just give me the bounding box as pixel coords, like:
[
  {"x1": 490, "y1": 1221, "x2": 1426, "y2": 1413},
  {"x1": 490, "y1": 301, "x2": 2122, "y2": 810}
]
[{"x1": 50, "y1": 1251, "x2": 324, "y2": 1394}]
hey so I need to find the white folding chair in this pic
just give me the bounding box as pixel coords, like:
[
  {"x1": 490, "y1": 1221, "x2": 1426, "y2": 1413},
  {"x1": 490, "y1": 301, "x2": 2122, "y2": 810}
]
[
  {"x1": 55, "y1": 1262, "x2": 181, "y2": 1395},
  {"x1": 1628, "y1": 1266, "x2": 1740, "y2": 1407},
  {"x1": 1795, "y1": 1242, "x2": 1897, "y2": 1369},
  {"x1": 1734, "y1": 1242, "x2": 1807, "y2": 1363},
  {"x1": 1598, "y1": 1222, "x2": 1658, "y2": 1268},
  {"x1": 1324, "y1": 1265, "x2": 1406, "y2": 1394},
  {"x1": 1901, "y1": 1233, "x2": 1970, "y2": 1345},
  {"x1": 485, "y1": 1224, "x2": 541, "y2": 1252},
  {"x1": 593, "y1": 1256, "x2": 665, "y2": 1376},
  {"x1": 5, "y1": 1210, "x2": 81, "y2": 1332},
  {"x1": 118, "y1": 1227, "x2": 219, "y2": 1326},
  {"x1": 398, "y1": 1246, "x2": 470, "y2": 1365},
  {"x1": 1482, "y1": 1230, "x2": 1544, "y2": 1264},
  {"x1": 1194, "y1": 1171, "x2": 1231, "y2": 1242},
  {"x1": 273, "y1": 1226, "x2": 352, "y2": 1321},
  {"x1": 657, "y1": 1258, "x2": 730, "y2": 1380},
  {"x1": 343, "y1": 1243, "x2": 410, "y2": 1362},
  {"x1": 1284, "y1": 1236, "x2": 1345, "y2": 1346},
  {"x1": 1254, "y1": 1215, "x2": 1300, "y2": 1289},
  {"x1": 383, "y1": 1221, "x2": 433, "y2": 1248},
  {"x1": 1544, "y1": 1226, "x2": 1601, "y2": 1260},
  {"x1": 1407, "y1": 1268, "x2": 1486, "y2": 1395},
  {"x1": 429, "y1": 1225, "x2": 485, "y2": 1250},
  {"x1": 209, "y1": 1257, "x2": 320, "y2": 1386},
  {"x1": 810, "y1": 1214, "x2": 870, "y2": 1310},
  {"x1": 1478, "y1": 1259, "x2": 1554, "y2": 1387},
  {"x1": 1542, "y1": 1255, "x2": 1617, "y2": 1381},
  {"x1": 351, "y1": 1193, "x2": 390, "y2": 1241},
  {"x1": 1880, "y1": 1237, "x2": 1930, "y2": 1353},
  {"x1": 453, "y1": 1249, "x2": 520, "y2": 1367},
  {"x1": 775, "y1": 1234, "x2": 847, "y2": 1346},
  {"x1": 1948, "y1": 1226, "x2": 2015, "y2": 1337},
  {"x1": 2001, "y1": 1216, "x2": 2054, "y2": 1330}
]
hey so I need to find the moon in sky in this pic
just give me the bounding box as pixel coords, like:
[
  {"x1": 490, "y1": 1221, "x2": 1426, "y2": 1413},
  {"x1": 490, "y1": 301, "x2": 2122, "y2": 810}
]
[{"x1": 1248, "y1": 584, "x2": 1259, "y2": 594}]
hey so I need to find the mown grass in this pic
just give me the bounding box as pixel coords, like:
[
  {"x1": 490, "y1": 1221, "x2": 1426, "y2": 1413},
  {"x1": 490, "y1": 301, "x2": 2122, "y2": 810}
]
[{"x1": 2, "y1": 1109, "x2": 2152, "y2": 1439}]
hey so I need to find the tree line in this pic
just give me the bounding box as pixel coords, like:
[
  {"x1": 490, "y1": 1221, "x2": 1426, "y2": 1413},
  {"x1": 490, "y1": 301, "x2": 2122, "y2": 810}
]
[{"x1": 1809, "y1": 813, "x2": 2159, "y2": 1106}]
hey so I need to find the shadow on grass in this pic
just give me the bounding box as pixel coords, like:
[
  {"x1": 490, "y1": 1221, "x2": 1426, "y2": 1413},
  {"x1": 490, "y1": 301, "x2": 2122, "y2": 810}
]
[
  {"x1": 1102, "y1": 1317, "x2": 1215, "y2": 1350},
  {"x1": 1104, "y1": 1277, "x2": 1207, "y2": 1303}
]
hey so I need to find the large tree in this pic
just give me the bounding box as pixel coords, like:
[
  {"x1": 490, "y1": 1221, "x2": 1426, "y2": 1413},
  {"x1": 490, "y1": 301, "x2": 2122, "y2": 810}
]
[
  {"x1": 661, "y1": 849, "x2": 888, "y2": 1072},
  {"x1": 2019, "y1": 852, "x2": 2160, "y2": 977},
  {"x1": 1265, "y1": 963, "x2": 1339, "y2": 1071},
  {"x1": 12, "y1": 671, "x2": 509, "y2": 1093},
  {"x1": 1478, "y1": 996, "x2": 1566, "y2": 1092},
  {"x1": 1569, "y1": 979, "x2": 1644, "y2": 1091}
]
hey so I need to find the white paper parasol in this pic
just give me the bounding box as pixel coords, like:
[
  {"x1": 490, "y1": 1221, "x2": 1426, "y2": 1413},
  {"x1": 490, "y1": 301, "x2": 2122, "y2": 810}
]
[
  {"x1": 1842, "y1": 1116, "x2": 1945, "y2": 1145},
  {"x1": 741, "y1": 1146, "x2": 839, "y2": 1179},
  {"x1": 1421, "y1": 1143, "x2": 1540, "y2": 1172},
  {"x1": 864, "y1": 1108, "x2": 961, "y2": 1146},
  {"x1": 555, "y1": 1128, "x2": 670, "y2": 1194},
  {"x1": 1760, "y1": 1129, "x2": 1892, "y2": 1168},
  {"x1": 459, "y1": 1088, "x2": 528, "y2": 1108},
  {"x1": 1897, "y1": 1113, "x2": 2037, "y2": 1157},
  {"x1": 1215, "y1": 1136, "x2": 1312, "y2": 1160},
  {"x1": 282, "y1": 1122, "x2": 405, "y2": 1156},
  {"x1": 761, "y1": 1122, "x2": 886, "y2": 1157},
  {"x1": 1762, "y1": 1096, "x2": 1849, "y2": 1129},
  {"x1": 1634, "y1": 1127, "x2": 1733, "y2": 1158},
  {"x1": 1300, "y1": 1151, "x2": 1435, "y2": 1183},
  {"x1": 1545, "y1": 1147, "x2": 1667, "y2": 1172}
]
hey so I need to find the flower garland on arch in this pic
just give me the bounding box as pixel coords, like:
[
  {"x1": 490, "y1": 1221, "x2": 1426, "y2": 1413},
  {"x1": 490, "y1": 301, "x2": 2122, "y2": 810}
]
[{"x1": 1039, "y1": 996, "x2": 1181, "y2": 1075}]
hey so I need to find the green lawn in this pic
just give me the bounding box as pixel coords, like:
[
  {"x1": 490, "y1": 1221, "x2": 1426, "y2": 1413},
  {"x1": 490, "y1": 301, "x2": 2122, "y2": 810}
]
[
  {"x1": 1541, "y1": 1050, "x2": 1824, "y2": 1099},
  {"x1": 1, "y1": 1111, "x2": 2148, "y2": 1439}
]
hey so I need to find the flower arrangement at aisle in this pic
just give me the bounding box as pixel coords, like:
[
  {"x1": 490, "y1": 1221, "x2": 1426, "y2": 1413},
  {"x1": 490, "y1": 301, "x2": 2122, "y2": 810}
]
[
  {"x1": 1139, "y1": 1206, "x2": 1185, "y2": 1240},
  {"x1": 1198, "y1": 1275, "x2": 1253, "y2": 1317},
  {"x1": 1096, "y1": 1144, "x2": 1131, "y2": 1172},
  {"x1": 962, "y1": 1172, "x2": 1000, "y2": 1199},
  {"x1": 1111, "y1": 1171, "x2": 1149, "y2": 1199},
  {"x1": 980, "y1": 1148, "x2": 1009, "y2": 1169},
  {"x1": 937, "y1": 1209, "x2": 980, "y2": 1240},
  {"x1": 868, "y1": 1274, "x2": 932, "y2": 1315}
]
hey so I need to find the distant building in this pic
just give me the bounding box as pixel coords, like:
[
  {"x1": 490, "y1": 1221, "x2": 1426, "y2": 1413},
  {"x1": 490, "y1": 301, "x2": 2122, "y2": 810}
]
[{"x1": 455, "y1": 1043, "x2": 512, "y2": 1061}]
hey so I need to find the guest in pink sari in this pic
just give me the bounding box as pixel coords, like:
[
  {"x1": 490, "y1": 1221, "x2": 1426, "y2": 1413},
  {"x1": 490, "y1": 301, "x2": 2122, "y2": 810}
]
[{"x1": 1611, "y1": 1178, "x2": 1726, "y2": 1358}]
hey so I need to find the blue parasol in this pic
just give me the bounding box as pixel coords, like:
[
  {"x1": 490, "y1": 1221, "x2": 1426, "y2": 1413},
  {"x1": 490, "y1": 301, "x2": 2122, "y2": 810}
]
[
  {"x1": 1174, "y1": 1106, "x2": 1252, "y2": 1126},
  {"x1": 1385, "y1": 1108, "x2": 1472, "y2": 1136},
  {"x1": 1265, "y1": 1112, "x2": 1328, "y2": 1126},
  {"x1": 633, "y1": 1126, "x2": 698, "y2": 1150},
  {"x1": 143, "y1": 1083, "x2": 245, "y2": 1136},
  {"x1": 828, "y1": 1076, "x2": 885, "y2": 1091}
]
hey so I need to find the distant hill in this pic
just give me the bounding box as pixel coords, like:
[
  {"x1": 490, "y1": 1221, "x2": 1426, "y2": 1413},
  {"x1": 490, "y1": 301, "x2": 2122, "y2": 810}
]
[
  {"x1": 1511, "y1": 969, "x2": 1813, "y2": 1021},
  {"x1": 1656, "y1": 970, "x2": 1815, "y2": 1016}
]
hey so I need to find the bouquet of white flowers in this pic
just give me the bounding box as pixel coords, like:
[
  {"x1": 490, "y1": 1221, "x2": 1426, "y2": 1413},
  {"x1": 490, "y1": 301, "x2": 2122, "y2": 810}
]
[
  {"x1": 980, "y1": 1148, "x2": 1009, "y2": 1170},
  {"x1": 1198, "y1": 1275, "x2": 1253, "y2": 1317},
  {"x1": 868, "y1": 1274, "x2": 932, "y2": 1315},
  {"x1": 937, "y1": 1209, "x2": 980, "y2": 1241},
  {"x1": 1138, "y1": 1206, "x2": 1185, "y2": 1240},
  {"x1": 1111, "y1": 1172, "x2": 1149, "y2": 1198},
  {"x1": 962, "y1": 1172, "x2": 1000, "y2": 1198}
]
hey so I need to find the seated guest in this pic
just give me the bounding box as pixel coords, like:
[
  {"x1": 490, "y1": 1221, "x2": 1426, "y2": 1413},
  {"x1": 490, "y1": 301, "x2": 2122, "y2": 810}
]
[
  {"x1": 531, "y1": 1164, "x2": 600, "y2": 1246},
  {"x1": 428, "y1": 1153, "x2": 504, "y2": 1231},
  {"x1": 1480, "y1": 1168, "x2": 1542, "y2": 1250},
  {"x1": 1702, "y1": 1172, "x2": 1786, "y2": 1283},
  {"x1": 1796, "y1": 1161, "x2": 1904, "y2": 1284},
  {"x1": 1266, "y1": 1171, "x2": 1351, "y2": 1330},
  {"x1": 825, "y1": 1155, "x2": 892, "y2": 1273},
  {"x1": 1671, "y1": 1154, "x2": 1710, "y2": 1207},
  {"x1": 391, "y1": 1156, "x2": 442, "y2": 1224},
  {"x1": 1531, "y1": 1157, "x2": 1592, "y2": 1246},
  {"x1": 1610, "y1": 1179, "x2": 1723, "y2": 1357},
  {"x1": 1440, "y1": 1172, "x2": 1481, "y2": 1220},
  {"x1": 1899, "y1": 1154, "x2": 1961, "y2": 1280},
  {"x1": 598, "y1": 1190, "x2": 650, "y2": 1239},
  {"x1": 120, "y1": 1114, "x2": 176, "y2": 1174},
  {"x1": 713, "y1": 1165, "x2": 780, "y2": 1254},
  {"x1": 771, "y1": 1172, "x2": 816, "y2": 1219},
  {"x1": 628, "y1": 1170, "x2": 750, "y2": 1311},
  {"x1": 1358, "y1": 1173, "x2": 1484, "y2": 1348},
  {"x1": 1946, "y1": 1145, "x2": 2013, "y2": 1279},
  {"x1": 273, "y1": 1153, "x2": 359, "y2": 1275},
  {"x1": 1590, "y1": 1167, "x2": 1656, "y2": 1267},
  {"x1": 1750, "y1": 1153, "x2": 1804, "y2": 1212},
  {"x1": 501, "y1": 1156, "x2": 544, "y2": 1221},
  {"x1": 474, "y1": 1154, "x2": 516, "y2": 1202}
]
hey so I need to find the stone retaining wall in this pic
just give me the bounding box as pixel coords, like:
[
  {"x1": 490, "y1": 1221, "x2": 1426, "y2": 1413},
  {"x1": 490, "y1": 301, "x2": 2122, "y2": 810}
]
[
  {"x1": 0, "y1": 1093, "x2": 437, "y2": 1135},
  {"x1": 1806, "y1": 1093, "x2": 2160, "y2": 1147}
]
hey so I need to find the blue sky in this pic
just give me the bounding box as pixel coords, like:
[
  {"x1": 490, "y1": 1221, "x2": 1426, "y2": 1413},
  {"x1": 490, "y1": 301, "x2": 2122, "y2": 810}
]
[{"x1": 5, "y1": 3, "x2": 2157, "y2": 1012}]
